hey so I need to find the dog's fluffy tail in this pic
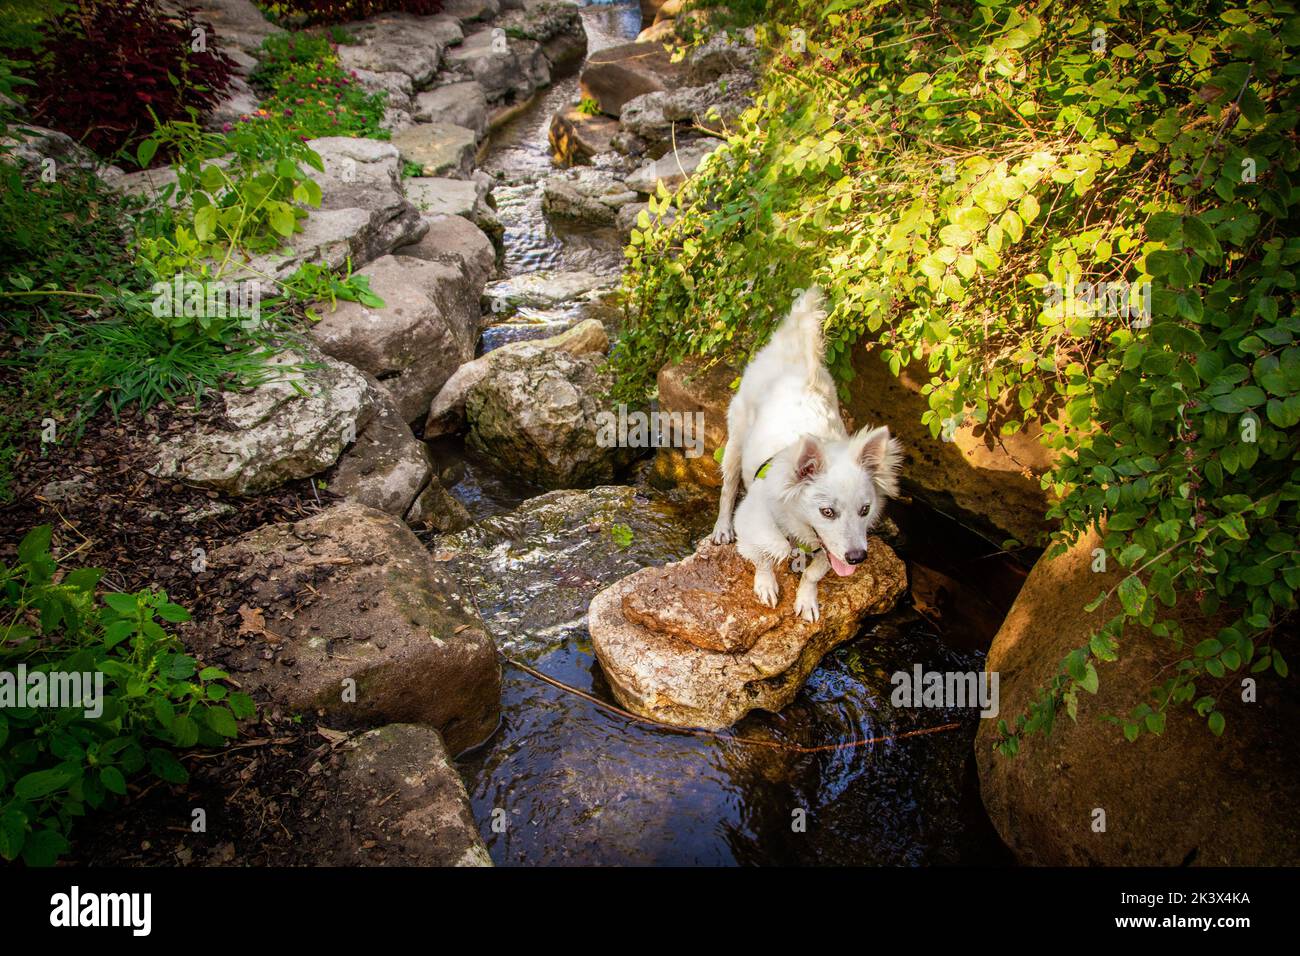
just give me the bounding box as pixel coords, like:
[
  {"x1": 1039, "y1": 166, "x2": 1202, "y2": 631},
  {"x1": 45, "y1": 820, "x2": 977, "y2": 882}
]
[{"x1": 769, "y1": 286, "x2": 827, "y2": 373}]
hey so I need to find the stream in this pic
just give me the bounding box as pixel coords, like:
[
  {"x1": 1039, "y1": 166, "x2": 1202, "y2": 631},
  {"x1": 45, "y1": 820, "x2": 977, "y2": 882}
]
[{"x1": 433, "y1": 0, "x2": 1019, "y2": 866}]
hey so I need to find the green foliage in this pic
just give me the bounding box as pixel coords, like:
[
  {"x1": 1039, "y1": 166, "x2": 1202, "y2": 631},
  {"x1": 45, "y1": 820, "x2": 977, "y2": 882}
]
[
  {"x1": 0, "y1": 163, "x2": 151, "y2": 336},
  {"x1": 618, "y1": 0, "x2": 1300, "y2": 746},
  {"x1": 279, "y1": 258, "x2": 386, "y2": 319},
  {"x1": 249, "y1": 31, "x2": 388, "y2": 140},
  {"x1": 135, "y1": 112, "x2": 326, "y2": 279},
  {"x1": 575, "y1": 96, "x2": 602, "y2": 117},
  {"x1": 609, "y1": 523, "x2": 635, "y2": 549},
  {"x1": 0, "y1": 525, "x2": 254, "y2": 866},
  {"x1": 24, "y1": 301, "x2": 290, "y2": 424}
]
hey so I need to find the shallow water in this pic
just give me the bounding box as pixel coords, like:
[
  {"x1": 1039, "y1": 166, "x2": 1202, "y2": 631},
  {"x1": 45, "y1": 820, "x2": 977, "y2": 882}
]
[
  {"x1": 441, "y1": 1, "x2": 1017, "y2": 866},
  {"x1": 478, "y1": 0, "x2": 635, "y2": 280}
]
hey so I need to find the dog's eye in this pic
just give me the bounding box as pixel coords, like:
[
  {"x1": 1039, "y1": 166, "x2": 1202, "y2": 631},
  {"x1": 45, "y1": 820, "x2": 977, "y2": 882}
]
[
  {"x1": 859, "y1": 505, "x2": 870, "y2": 517},
  {"x1": 820, "y1": 507, "x2": 836, "y2": 519}
]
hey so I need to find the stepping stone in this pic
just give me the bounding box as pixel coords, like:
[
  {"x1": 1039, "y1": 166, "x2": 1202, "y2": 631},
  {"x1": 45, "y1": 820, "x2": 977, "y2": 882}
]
[{"x1": 589, "y1": 539, "x2": 907, "y2": 729}]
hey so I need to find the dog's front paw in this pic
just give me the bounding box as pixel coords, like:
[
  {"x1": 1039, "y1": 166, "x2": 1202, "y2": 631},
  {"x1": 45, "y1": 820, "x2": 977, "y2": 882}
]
[
  {"x1": 710, "y1": 520, "x2": 735, "y2": 545},
  {"x1": 753, "y1": 568, "x2": 779, "y2": 607},
  {"x1": 794, "y1": 588, "x2": 820, "y2": 622}
]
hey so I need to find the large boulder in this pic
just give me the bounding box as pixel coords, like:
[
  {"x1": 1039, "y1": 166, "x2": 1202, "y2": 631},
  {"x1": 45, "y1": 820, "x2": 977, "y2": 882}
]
[
  {"x1": 464, "y1": 346, "x2": 630, "y2": 487},
  {"x1": 396, "y1": 213, "x2": 496, "y2": 290},
  {"x1": 350, "y1": 67, "x2": 415, "y2": 114},
  {"x1": 308, "y1": 253, "x2": 480, "y2": 423},
  {"x1": 391, "y1": 122, "x2": 478, "y2": 179},
  {"x1": 441, "y1": 0, "x2": 499, "y2": 23},
  {"x1": 413, "y1": 82, "x2": 489, "y2": 138},
  {"x1": 499, "y1": 0, "x2": 588, "y2": 77},
  {"x1": 425, "y1": 317, "x2": 608, "y2": 438},
  {"x1": 579, "y1": 40, "x2": 689, "y2": 116},
  {"x1": 310, "y1": 724, "x2": 491, "y2": 866},
  {"x1": 149, "y1": 345, "x2": 375, "y2": 495},
  {"x1": 590, "y1": 538, "x2": 907, "y2": 729},
  {"x1": 444, "y1": 25, "x2": 551, "y2": 104},
  {"x1": 0, "y1": 122, "x2": 118, "y2": 180},
  {"x1": 685, "y1": 28, "x2": 762, "y2": 83},
  {"x1": 625, "y1": 137, "x2": 724, "y2": 194},
  {"x1": 335, "y1": 12, "x2": 463, "y2": 86},
  {"x1": 327, "y1": 383, "x2": 433, "y2": 518},
  {"x1": 200, "y1": 503, "x2": 501, "y2": 753},
  {"x1": 975, "y1": 527, "x2": 1300, "y2": 865},
  {"x1": 542, "y1": 165, "x2": 639, "y2": 224}
]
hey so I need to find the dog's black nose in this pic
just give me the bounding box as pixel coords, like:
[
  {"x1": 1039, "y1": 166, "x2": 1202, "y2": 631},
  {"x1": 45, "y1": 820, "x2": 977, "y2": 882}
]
[{"x1": 845, "y1": 549, "x2": 867, "y2": 565}]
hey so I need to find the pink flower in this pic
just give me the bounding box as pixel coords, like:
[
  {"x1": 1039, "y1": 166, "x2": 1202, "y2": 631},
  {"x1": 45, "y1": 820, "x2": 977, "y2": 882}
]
[{"x1": 222, "y1": 122, "x2": 233, "y2": 132}]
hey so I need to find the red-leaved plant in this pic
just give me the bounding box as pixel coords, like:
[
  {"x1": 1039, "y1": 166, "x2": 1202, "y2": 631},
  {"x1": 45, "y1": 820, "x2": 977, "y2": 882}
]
[{"x1": 26, "y1": 0, "x2": 236, "y2": 160}]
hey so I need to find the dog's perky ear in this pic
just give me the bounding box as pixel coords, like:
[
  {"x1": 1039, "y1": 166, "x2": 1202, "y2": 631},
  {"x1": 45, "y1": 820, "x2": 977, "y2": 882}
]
[
  {"x1": 854, "y1": 425, "x2": 903, "y2": 497},
  {"x1": 793, "y1": 436, "x2": 824, "y2": 483}
]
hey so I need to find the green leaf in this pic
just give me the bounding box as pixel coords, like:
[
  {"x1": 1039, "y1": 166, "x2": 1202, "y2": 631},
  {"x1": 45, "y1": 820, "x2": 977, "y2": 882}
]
[
  {"x1": 193, "y1": 204, "x2": 218, "y2": 242},
  {"x1": 99, "y1": 766, "x2": 127, "y2": 796},
  {"x1": 136, "y1": 138, "x2": 159, "y2": 169},
  {"x1": 156, "y1": 602, "x2": 191, "y2": 623},
  {"x1": 269, "y1": 203, "x2": 296, "y2": 237},
  {"x1": 148, "y1": 748, "x2": 189, "y2": 784},
  {"x1": 205, "y1": 706, "x2": 239, "y2": 738},
  {"x1": 14, "y1": 767, "x2": 75, "y2": 800},
  {"x1": 899, "y1": 72, "x2": 930, "y2": 95},
  {"x1": 20, "y1": 828, "x2": 68, "y2": 867},
  {"x1": 1117, "y1": 576, "x2": 1147, "y2": 616},
  {"x1": 17, "y1": 524, "x2": 52, "y2": 565}
]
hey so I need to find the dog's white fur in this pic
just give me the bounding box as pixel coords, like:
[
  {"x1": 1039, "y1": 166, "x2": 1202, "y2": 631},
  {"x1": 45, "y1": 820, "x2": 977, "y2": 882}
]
[{"x1": 710, "y1": 287, "x2": 903, "y2": 622}]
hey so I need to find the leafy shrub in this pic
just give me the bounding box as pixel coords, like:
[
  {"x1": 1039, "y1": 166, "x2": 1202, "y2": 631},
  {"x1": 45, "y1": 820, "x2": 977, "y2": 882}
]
[
  {"x1": 254, "y1": 0, "x2": 443, "y2": 28},
  {"x1": 619, "y1": 0, "x2": 1299, "y2": 745},
  {"x1": 135, "y1": 112, "x2": 326, "y2": 278},
  {"x1": 249, "y1": 31, "x2": 388, "y2": 140},
  {"x1": 0, "y1": 525, "x2": 254, "y2": 866},
  {"x1": 22, "y1": 0, "x2": 236, "y2": 159}
]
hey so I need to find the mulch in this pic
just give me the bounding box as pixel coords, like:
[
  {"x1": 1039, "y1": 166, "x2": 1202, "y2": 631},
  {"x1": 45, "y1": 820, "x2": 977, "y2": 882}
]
[{"x1": 0, "y1": 396, "x2": 361, "y2": 867}]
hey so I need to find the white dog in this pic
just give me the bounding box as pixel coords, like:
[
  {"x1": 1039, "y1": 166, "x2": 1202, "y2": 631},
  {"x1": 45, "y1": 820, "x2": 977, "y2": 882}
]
[{"x1": 709, "y1": 287, "x2": 903, "y2": 622}]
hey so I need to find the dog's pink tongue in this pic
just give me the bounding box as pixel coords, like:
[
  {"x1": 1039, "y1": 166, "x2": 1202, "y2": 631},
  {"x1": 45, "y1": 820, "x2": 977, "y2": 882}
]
[{"x1": 829, "y1": 552, "x2": 857, "y2": 577}]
